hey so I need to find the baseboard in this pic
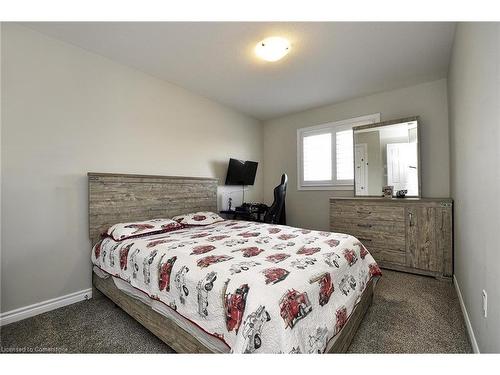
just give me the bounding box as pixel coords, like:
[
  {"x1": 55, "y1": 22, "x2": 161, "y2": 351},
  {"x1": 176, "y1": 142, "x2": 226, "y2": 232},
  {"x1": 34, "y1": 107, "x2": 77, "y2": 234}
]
[
  {"x1": 453, "y1": 275, "x2": 480, "y2": 353},
  {"x1": 0, "y1": 288, "x2": 92, "y2": 326}
]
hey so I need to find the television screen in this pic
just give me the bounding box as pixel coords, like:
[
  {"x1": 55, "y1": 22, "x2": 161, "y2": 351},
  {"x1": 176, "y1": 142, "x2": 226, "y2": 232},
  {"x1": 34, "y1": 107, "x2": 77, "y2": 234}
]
[{"x1": 225, "y1": 158, "x2": 258, "y2": 185}]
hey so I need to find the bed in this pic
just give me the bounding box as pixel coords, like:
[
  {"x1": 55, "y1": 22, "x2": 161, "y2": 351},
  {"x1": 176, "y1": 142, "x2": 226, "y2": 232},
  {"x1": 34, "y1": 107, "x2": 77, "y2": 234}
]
[{"x1": 88, "y1": 172, "x2": 380, "y2": 353}]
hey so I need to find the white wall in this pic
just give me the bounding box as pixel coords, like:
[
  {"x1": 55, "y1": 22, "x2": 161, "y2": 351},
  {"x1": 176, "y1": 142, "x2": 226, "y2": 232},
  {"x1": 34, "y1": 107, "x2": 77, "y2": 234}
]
[
  {"x1": 448, "y1": 22, "x2": 500, "y2": 352},
  {"x1": 0, "y1": 24, "x2": 263, "y2": 313},
  {"x1": 263, "y1": 79, "x2": 450, "y2": 230},
  {"x1": 0, "y1": 24, "x2": 3, "y2": 314}
]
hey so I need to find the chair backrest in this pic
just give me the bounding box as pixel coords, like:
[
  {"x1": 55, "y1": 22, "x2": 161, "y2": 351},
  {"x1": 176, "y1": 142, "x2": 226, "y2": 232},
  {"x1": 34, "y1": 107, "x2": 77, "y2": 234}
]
[{"x1": 264, "y1": 173, "x2": 288, "y2": 225}]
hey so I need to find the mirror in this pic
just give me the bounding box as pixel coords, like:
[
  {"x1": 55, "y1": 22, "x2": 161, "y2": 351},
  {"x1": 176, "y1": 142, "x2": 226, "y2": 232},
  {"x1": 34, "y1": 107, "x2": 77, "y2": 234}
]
[{"x1": 353, "y1": 116, "x2": 420, "y2": 197}]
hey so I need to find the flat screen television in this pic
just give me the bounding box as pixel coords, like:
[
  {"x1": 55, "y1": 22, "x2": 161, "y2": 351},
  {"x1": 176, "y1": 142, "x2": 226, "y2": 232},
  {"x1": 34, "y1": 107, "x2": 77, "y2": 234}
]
[{"x1": 225, "y1": 158, "x2": 258, "y2": 185}]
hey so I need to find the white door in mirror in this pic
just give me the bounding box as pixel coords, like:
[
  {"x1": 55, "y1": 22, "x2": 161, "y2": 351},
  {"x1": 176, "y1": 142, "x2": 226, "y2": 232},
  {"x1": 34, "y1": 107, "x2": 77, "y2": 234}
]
[
  {"x1": 355, "y1": 144, "x2": 368, "y2": 195},
  {"x1": 387, "y1": 143, "x2": 418, "y2": 196}
]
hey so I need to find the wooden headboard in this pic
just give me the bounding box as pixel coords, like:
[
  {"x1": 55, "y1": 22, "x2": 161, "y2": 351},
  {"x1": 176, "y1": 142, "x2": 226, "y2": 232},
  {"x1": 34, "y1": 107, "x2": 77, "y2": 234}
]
[{"x1": 88, "y1": 172, "x2": 218, "y2": 245}]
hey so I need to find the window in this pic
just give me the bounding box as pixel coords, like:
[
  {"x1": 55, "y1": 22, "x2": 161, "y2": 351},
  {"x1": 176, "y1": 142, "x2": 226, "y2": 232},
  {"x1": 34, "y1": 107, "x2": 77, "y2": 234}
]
[
  {"x1": 297, "y1": 114, "x2": 380, "y2": 190},
  {"x1": 303, "y1": 132, "x2": 332, "y2": 182}
]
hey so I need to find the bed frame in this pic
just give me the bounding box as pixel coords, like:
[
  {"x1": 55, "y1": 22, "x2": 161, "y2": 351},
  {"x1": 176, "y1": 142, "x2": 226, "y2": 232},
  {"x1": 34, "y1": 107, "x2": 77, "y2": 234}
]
[{"x1": 88, "y1": 172, "x2": 374, "y2": 353}]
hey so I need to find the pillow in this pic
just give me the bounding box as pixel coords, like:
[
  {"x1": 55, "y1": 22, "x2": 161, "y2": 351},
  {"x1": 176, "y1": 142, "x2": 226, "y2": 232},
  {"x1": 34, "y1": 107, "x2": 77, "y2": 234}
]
[
  {"x1": 172, "y1": 211, "x2": 224, "y2": 226},
  {"x1": 107, "y1": 218, "x2": 183, "y2": 241}
]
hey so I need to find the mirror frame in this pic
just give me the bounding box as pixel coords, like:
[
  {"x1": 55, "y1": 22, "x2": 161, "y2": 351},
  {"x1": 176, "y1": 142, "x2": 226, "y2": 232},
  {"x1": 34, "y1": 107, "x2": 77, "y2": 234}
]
[{"x1": 352, "y1": 116, "x2": 421, "y2": 198}]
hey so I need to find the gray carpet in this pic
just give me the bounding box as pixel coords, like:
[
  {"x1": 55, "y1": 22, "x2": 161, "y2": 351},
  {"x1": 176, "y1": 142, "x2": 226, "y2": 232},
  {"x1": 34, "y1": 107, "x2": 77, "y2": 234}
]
[
  {"x1": 347, "y1": 270, "x2": 471, "y2": 353},
  {"x1": 0, "y1": 270, "x2": 471, "y2": 353}
]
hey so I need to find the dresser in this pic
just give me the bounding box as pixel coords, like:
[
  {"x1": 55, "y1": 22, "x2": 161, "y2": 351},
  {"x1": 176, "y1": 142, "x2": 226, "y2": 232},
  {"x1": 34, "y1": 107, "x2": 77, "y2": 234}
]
[{"x1": 330, "y1": 197, "x2": 453, "y2": 280}]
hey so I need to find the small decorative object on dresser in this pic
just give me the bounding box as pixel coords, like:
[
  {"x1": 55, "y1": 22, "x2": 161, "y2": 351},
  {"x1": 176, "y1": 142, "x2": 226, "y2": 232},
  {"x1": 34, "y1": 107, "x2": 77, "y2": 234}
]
[
  {"x1": 382, "y1": 185, "x2": 394, "y2": 198},
  {"x1": 396, "y1": 189, "x2": 408, "y2": 198},
  {"x1": 330, "y1": 197, "x2": 453, "y2": 280}
]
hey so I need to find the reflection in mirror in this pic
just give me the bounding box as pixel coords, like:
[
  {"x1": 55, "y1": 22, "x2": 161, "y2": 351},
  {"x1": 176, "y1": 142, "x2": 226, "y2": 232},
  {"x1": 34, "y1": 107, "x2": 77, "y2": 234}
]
[{"x1": 353, "y1": 118, "x2": 419, "y2": 197}]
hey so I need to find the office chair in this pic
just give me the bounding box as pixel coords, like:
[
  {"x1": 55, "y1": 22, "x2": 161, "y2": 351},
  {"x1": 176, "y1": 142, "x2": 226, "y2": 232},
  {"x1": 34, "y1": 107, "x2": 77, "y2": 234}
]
[{"x1": 264, "y1": 173, "x2": 287, "y2": 225}]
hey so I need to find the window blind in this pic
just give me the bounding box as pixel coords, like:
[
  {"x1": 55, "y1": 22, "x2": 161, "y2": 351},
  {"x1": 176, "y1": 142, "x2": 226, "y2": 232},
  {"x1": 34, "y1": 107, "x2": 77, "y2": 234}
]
[{"x1": 335, "y1": 129, "x2": 354, "y2": 181}]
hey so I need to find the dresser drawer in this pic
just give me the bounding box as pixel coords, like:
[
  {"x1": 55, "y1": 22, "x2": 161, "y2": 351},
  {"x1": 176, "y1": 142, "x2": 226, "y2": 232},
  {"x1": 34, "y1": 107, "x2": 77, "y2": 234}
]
[
  {"x1": 330, "y1": 202, "x2": 405, "y2": 222},
  {"x1": 330, "y1": 219, "x2": 406, "y2": 252},
  {"x1": 367, "y1": 247, "x2": 406, "y2": 266}
]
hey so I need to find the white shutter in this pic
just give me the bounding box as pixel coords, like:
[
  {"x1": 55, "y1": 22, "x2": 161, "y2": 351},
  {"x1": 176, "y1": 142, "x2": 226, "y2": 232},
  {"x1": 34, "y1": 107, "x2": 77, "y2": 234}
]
[
  {"x1": 297, "y1": 113, "x2": 380, "y2": 190},
  {"x1": 335, "y1": 129, "x2": 354, "y2": 181},
  {"x1": 303, "y1": 132, "x2": 332, "y2": 182}
]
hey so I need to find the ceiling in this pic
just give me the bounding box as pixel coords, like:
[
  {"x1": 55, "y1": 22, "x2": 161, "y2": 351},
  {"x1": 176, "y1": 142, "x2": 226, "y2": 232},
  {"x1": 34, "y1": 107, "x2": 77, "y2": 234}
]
[{"x1": 24, "y1": 22, "x2": 456, "y2": 120}]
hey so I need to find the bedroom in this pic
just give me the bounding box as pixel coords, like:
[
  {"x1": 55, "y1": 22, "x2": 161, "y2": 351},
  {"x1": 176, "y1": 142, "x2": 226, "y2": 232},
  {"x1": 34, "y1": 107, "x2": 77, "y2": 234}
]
[{"x1": 1, "y1": 0, "x2": 499, "y2": 372}]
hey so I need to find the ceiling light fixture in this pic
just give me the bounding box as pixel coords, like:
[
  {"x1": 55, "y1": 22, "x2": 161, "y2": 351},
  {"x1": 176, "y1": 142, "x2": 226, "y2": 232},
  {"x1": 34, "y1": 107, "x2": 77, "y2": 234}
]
[{"x1": 255, "y1": 37, "x2": 291, "y2": 62}]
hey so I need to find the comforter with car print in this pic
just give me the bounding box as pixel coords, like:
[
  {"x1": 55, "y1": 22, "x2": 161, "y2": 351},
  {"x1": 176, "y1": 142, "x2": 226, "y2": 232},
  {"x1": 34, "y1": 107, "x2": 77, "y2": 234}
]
[{"x1": 91, "y1": 220, "x2": 381, "y2": 353}]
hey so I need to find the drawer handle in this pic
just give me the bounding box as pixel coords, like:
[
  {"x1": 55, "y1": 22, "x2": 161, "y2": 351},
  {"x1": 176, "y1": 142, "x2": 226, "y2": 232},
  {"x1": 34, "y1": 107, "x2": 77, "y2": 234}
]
[
  {"x1": 357, "y1": 210, "x2": 372, "y2": 215},
  {"x1": 357, "y1": 224, "x2": 373, "y2": 228},
  {"x1": 358, "y1": 237, "x2": 372, "y2": 242}
]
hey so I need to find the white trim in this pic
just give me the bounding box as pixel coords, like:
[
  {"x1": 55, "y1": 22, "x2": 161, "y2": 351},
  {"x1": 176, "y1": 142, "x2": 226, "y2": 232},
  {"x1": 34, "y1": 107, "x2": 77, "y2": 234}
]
[
  {"x1": 453, "y1": 275, "x2": 480, "y2": 353},
  {"x1": 0, "y1": 288, "x2": 93, "y2": 326},
  {"x1": 299, "y1": 113, "x2": 381, "y2": 133},
  {"x1": 297, "y1": 113, "x2": 380, "y2": 191},
  {"x1": 298, "y1": 185, "x2": 354, "y2": 191}
]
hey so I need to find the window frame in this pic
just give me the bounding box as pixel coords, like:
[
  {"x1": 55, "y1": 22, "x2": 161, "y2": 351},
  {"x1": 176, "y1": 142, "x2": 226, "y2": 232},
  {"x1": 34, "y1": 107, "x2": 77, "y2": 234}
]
[{"x1": 297, "y1": 113, "x2": 381, "y2": 191}]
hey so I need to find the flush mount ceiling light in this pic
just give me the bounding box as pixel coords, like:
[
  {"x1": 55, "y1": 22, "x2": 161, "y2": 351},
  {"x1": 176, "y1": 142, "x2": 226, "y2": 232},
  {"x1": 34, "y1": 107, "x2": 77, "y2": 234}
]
[{"x1": 255, "y1": 37, "x2": 291, "y2": 62}]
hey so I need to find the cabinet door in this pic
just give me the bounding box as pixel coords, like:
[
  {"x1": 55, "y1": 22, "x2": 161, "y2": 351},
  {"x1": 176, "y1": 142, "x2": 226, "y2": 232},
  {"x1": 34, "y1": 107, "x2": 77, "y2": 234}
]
[
  {"x1": 435, "y1": 206, "x2": 453, "y2": 276},
  {"x1": 406, "y1": 206, "x2": 440, "y2": 272}
]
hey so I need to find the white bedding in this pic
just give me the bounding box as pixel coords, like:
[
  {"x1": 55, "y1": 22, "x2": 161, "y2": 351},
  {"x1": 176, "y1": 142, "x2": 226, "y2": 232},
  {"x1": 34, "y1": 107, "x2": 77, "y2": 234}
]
[{"x1": 91, "y1": 220, "x2": 381, "y2": 353}]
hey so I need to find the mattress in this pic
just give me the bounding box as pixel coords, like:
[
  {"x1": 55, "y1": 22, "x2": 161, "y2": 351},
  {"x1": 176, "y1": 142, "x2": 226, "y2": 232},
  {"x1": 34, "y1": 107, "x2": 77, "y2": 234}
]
[
  {"x1": 93, "y1": 266, "x2": 230, "y2": 352},
  {"x1": 91, "y1": 220, "x2": 381, "y2": 353}
]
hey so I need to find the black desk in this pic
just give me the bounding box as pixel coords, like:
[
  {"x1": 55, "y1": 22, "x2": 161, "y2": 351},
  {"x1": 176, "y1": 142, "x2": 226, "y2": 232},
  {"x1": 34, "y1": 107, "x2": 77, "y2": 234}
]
[{"x1": 220, "y1": 209, "x2": 265, "y2": 222}]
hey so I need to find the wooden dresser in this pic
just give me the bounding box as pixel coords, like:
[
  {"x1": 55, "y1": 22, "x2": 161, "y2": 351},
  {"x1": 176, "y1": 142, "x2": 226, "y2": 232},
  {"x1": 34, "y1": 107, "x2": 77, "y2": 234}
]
[{"x1": 330, "y1": 197, "x2": 453, "y2": 280}]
